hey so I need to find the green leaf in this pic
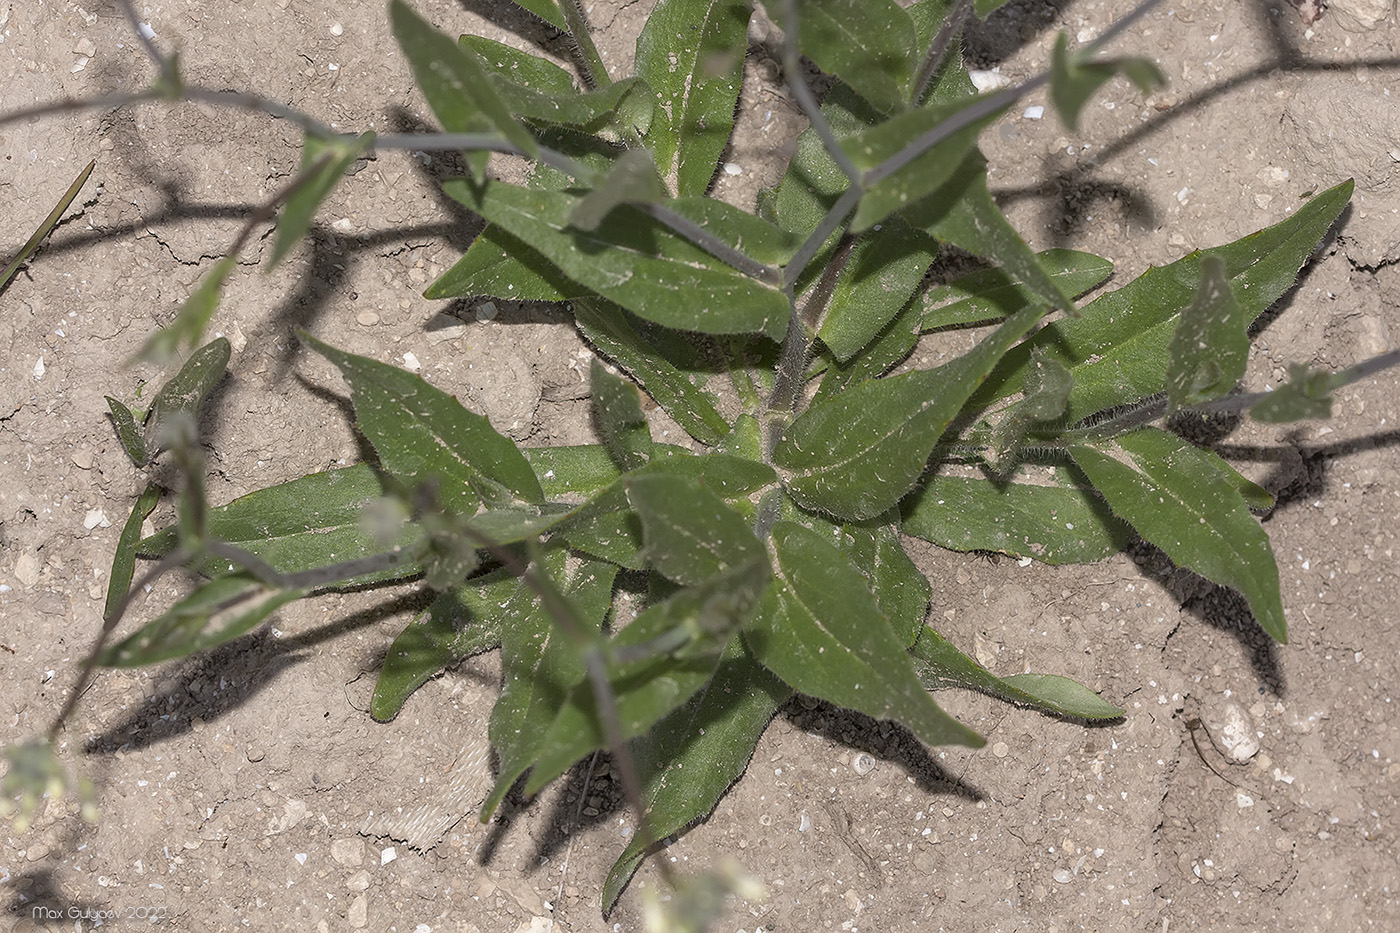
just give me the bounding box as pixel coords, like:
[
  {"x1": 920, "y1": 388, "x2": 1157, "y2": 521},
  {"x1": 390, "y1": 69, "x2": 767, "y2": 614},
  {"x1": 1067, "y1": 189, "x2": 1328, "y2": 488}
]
[
  {"x1": 523, "y1": 558, "x2": 769, "y2": 794},
  {"x1": 144, "y1": 337, "x2": 231, "y2": 457},
  {"x1": 1070, "y1": 427, "x2": 1286, "y2": 642},
  {"x1": 988, "y1": 350, "x2": 1073, "y2": 468},
  {"x1": 775, "y1": 305, "x2": 1043, "y2": 521},
  {"x1": 910, "y1": 626, "x2": 1123, "y2": 718},
  {"x1": 1, "y1": 159, "x2": 94, "y2": 292},
  {"x1": 389, "y1": 0, "x2": 538, "y2": 181},
  {"x1": 971, "y1": 180, "x2": 1355, "y2": 424},
  {"x1": 845, "y1": 98, "x2": 1003, "y2": 233},
  {"x1": 426, "y1": 224, "x2": 587, "y2": 303},
  {"x1": 1165, "y1": 255, "x2": 1248, "y2": 411},
  {"x1": 603, "y1": 639, "x2": 790, "y2": 913},
  {"x1": 106, "y1": 396, "x2": 150, "y2": 467},
  {"x1": 907, "y1": 152, "x2": 1077, "y2": 316},
  {"x1": 505, "y1": 0, "x2": 566, "y2": 30},
  {"x1": 745, "y1": 522, "x2": 982, "y2": 747},
  {"x1": 573, "y1": 299, "x2": 732, "y2": 445},
  {"x1": 1251, "y1": 363, "x2": 1342, "y2": 423},
  {"x1": 625, "y1": 473, "x2": 765, "y2": 586},
  {"x1": 973, "y1": 0, "x2": 1016, "y2": 16},
  {"x1": 902, "y1": 470, "x2": 1133, "y2": 564},
  {"x1": 813, "y1": 294, "x2": 923, "y2": 405},
  {"x1": 137, "y1": 255, "x2": 238, "y2": 364},
  {"x1": 104, "y1": 483, "x2": 162, "y2": 621},
  {"x1": 798, "y1": 0, "x2": 916, "y2": 115},
  {"x1": 99, "y1": 572, "x2": 305, "y2": 667},
  {"x1": 523, "y1": 445, "x2": 624, "y2": 498},
  {"x1": 1050, "y1": 33, "x2": 1165, "y2": 132},
  {"x1": 635, "y1": 0, "x2": 752, "y2": 195},
  {"x1": 484, "y1": 552, "x2": 618, "y2": 818},
  {"x1": 591, "y1": 360, "x2": 653, "y2": 472},
  {"x1": 270, "y1": 131, "x2": 375, "y2": 269},
  {"x1": 370, "y1": 570, "x2": 523, "y2": 721},
  {"x1": 838, "y1": 520, "x2": 931, "y2": 647},
  {"x1": 138, "y1": 464, "x2": 425, "y2": 586},
  {"x1": 301, "y1": 332, "x2": 543, "y2": 510},
  {"x1": 444, "y1": 181, "x2": 788, "y2": 338},
  {"x1": 818, "y1": 219, "x2": 937, "y2": 362},
  {"x1": 920, "y1": 249, "x2": 1113, "y2": 330},
  {"x1": 570, "y1": 150, "x2": 668, "y2": 232}
]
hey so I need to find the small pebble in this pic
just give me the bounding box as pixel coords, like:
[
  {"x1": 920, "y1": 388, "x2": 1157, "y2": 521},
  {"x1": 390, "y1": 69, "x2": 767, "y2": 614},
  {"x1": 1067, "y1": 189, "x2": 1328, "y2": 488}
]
[
  {"x1": 1053, "y1": 868, "x2": 1072, "y2": 884},
  {"x1": 1023, "y1": 105, "x2": 1045, "y2": 119},
  {"x1": 851, "y1": 753, "x2": 875, "y2": 775},
  {"x1": 356, "y1": 309, "x2": 380, "y2": 326},
  {"x1": 380, "y1": 846, "x2": 397, "y2": 866},
  {"x1": 330, "y1": 22, "x2": 344, "y2": 36},
  {"x1": 992, "y1": 741, "x2": 1009, "y2": 758},
  {"x1": 401, "y1": 352, "x2": 421, "y2": 372}
]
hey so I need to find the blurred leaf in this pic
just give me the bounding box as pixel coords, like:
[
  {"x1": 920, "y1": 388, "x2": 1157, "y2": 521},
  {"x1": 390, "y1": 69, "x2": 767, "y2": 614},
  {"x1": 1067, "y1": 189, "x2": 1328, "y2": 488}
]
[
  {"x1": 1050, "y1": 33, "x2": 1165, "y2": 132},
  {"x1": 745, "y1": 522, "x2": 982, "y2": 747},
  {"x1": 818, "y1": 219, "x2": 937, "y2": 362},
  {"x1": 104, "y1": 483, "x2": 162, "y2": 620},
  {"x1": 573, "y1": 299, "x2": 733, "y2": 445},
  {"x1": 625, "y1": 473, "x2": 765, "y2": 586},
  {"x1": 973, "y1": 0, "x2": 1016, "y2": 16},
  {"x1": 144, "y1": 337, "x2": 231, "y2": 457},
  {"x1": 570, "y1": 150, "x2": 668, "y2": 232},
  {"x1": 370, "y1": 570, "x2": 523, "y2": 721},
  {"x1": 902, "y1": 469, "x2": 1133, "y2": 564},
  {"x1": 301, "y1": 332, "x2": 543, "y2": 510},
  {"x1": 390, "y1": 0, "x2": 537, "y2": 181},
  {"x1": 591, "y1": 359, "x2": 653, "y2": 471},
  {"x1": 484, "y1": 552, "x2": 617, "y2": 817},
  {"x1": 0, "y1": 159, "x2": 94, "y2": 293},
  {"x1": 524, "y1": 558, "x2": 769, "y2": 794},
  {"x1": 920, "y1": 249, "x2": 1113, "y2": 330},
  {"x1": 137, "y1": 255, "x2": 238, "y2": 364},
  {"x1": 907, "y1": 152, "x2": 1077, "y2": 316},
  {"x1": 99, "y1": 572, "x2": 304, "y2": 667},
  {"x1": 798, "y1": 0, "x2": 915, "y2": 115},
  {"x1": 635, "y1": 0, "x2": 752, "y2": 195},
  {"x1": 1070, "y1": 427, "x2": 1286, "y2": 642},
  {"x1": 845, "y1": 98, "x2": 1002, "y2": 232},
  {"x1": 603, "y1": 639, "x2": 790, "y2": 912},
  {"x1": 910, "y1": 626, "x2": 1123, "y2": 718},
  {"x1": 139, "y1": 464, "x2": 425, "y2": 586},
  {"x1": 445, "y1": 181, "x2": 788, "y2": 338},
  {"x1": 106, "y1": 396, "x2": 150, "y2": 466},
  {"x1": 970, "y1": 180, "x2": 1354, "y2": 423},
  {"x1": 270, "y1": 132, "x2": 375, "y2": 269},
  {"x1": 1251, "y1": 363, "x2": 1342, "y2": 423},
  {"x1": 775, "y1": 305, "x2": 1043, "y2": 521},
  {"x1": 1165, "y1": 255, "x2": 1248, "y2": 412},
  {"x1": 988, "y1": 350, "x2": 1073, "y2": 468}
]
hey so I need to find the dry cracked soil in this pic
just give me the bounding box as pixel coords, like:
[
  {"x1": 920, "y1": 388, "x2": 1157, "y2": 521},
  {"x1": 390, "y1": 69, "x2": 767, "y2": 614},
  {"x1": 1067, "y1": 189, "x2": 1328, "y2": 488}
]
[{"x1": 2, "y1": 1, "x2": 1400, "y2": 931}]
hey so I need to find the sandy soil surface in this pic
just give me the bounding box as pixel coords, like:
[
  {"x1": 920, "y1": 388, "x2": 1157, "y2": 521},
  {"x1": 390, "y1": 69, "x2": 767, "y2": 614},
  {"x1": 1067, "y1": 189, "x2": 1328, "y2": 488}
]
[{"x1": 3, "y1": 1, "x2": 1399, "y2": 930}]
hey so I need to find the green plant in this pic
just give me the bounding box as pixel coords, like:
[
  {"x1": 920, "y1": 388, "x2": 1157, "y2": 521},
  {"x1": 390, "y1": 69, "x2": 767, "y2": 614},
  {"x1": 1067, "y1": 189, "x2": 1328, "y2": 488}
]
[{"x1": 5, "y1": 0, "x2": 1391, "y2": 924}]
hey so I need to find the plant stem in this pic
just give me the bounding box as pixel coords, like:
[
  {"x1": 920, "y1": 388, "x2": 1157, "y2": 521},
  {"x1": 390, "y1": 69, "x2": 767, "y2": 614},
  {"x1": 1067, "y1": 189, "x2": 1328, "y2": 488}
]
[{"x1": 560, "y1": 0, "x2": 613, "y2": 90}]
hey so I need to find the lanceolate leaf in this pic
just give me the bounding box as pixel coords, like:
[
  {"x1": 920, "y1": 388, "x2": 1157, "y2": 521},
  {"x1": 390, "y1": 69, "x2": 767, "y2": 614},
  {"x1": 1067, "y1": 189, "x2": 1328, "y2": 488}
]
[
  {"x1": 443, "y1": 181, "x2": 788, "y2": 338},
  {"x1": 426, "y1": 224, "x2": 587, "y2": 303},
  {"x1": 106, "y1": 396, "x2": 149, "y2": 466},
  {"x1": 484, "y1": 552, "x2": 618, "y2": 819},
  {"x1": 603, "y1": 639, "x2": 790, "y2": 913},
  {"x1": 745, "y1": 522, "x2": 982, "y2": 747},
  {"x1": 523, "y1": 445, "x2": 625, "y2": 498},
  {"x1": 775, "y1": 305, "x2": 1043, "y2": 521},
  {"x1": 1070, "y1": 427, "x2": 1286, "y2": 642},
  {"x1": 1165, "y1": 255, "x2": 1248, "y2": 411},
  {"x1": 573, "y1": 300, "x2": 732, "y2": 445},
  {"x1": 626, "y1": 473, "x2": 765, "y2": 586},
  {"x1": 797, "y1": 0, "x2": 916, "y2": 116},
  {"x1": 371, "y1": 570, "x2": 524, "y2": 722},
  {"x1": 105, "y1": 483, "x2": 162, "y2": 621},
  {"x1": 902, "y1": 470, "x2": 1133, "y2": 564},
  {"x1": 920, "y1": 249, "x2": 1113, "y2": 331},
  {"x1": 138, "y1": 464, "x2": 425, "y2": 586},
  {"x1": 270, "y1": 131, "x2": 375, "y2": 269},
  {"x1": 971, "y1": 180, "x2": 1354, "y2": 423},
  {"x1": 98, "y1": 572, "x2": 305, "y2": 667},
  {"x1": 838, "y1": 520, "x2": 931, "y2": 647},
  {"x1": 301, "y1": 333, "x2": 543, "y2": 511},
  {"x1": 635, "y1": 0, "x2": 752, "y2": 196},
  {"x1": 390, "y1": 0, "x2": 537, "y2": 180},
  {"x1": 813, "y1": 294, "x2": 922, "y2": 405},
  {"x1": 910, "y1": 626, "x2": 1123, "y2": 719},
  {"x1": 144, "y1": 337, "x2": 231, "y2": 457},
  {"x1": 818, "y1": 219, "x2": 937, "y2": 362}
]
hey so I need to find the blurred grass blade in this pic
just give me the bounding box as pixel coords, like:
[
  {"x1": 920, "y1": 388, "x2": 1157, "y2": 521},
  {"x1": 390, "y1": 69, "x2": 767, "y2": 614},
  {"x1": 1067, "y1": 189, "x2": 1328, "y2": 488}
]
[
  {"x1": 910, "y1": 626, "x2": 1123, "y2": 718},
  {"x1": 98, "y1": 572, "x2": 305, "y2": 667},
  {"x1": 0, "y1": 159, "x2": 94, "y2": 293},
  {"x1": 1165, "y1": 254, "x2": 1247, "y2": 412},
  {"x1": 104, "y1": 483, "x2": 163, "y2": 620},
  {"x1": 301, "y1": 332, "x2": 543, "y2": 510},
  {"x1": 798, "y1": 0, "x2": 916, "y2": 116},
  {"x1": 1050, "y1": 32, "x2": 1164, "y2": 132},
  {"x1": 269, "y1": 131, "x2": 375, "y2": 269},
  {"x1": 136, "y1": 255, "x2": 238, "y2": 364},
  {"x1": 744, "y1": 521, "x2": 983, "y2": 747},
  {"x1": 1070, "y1": 427, "x2": 1286, "y2": 642}
]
